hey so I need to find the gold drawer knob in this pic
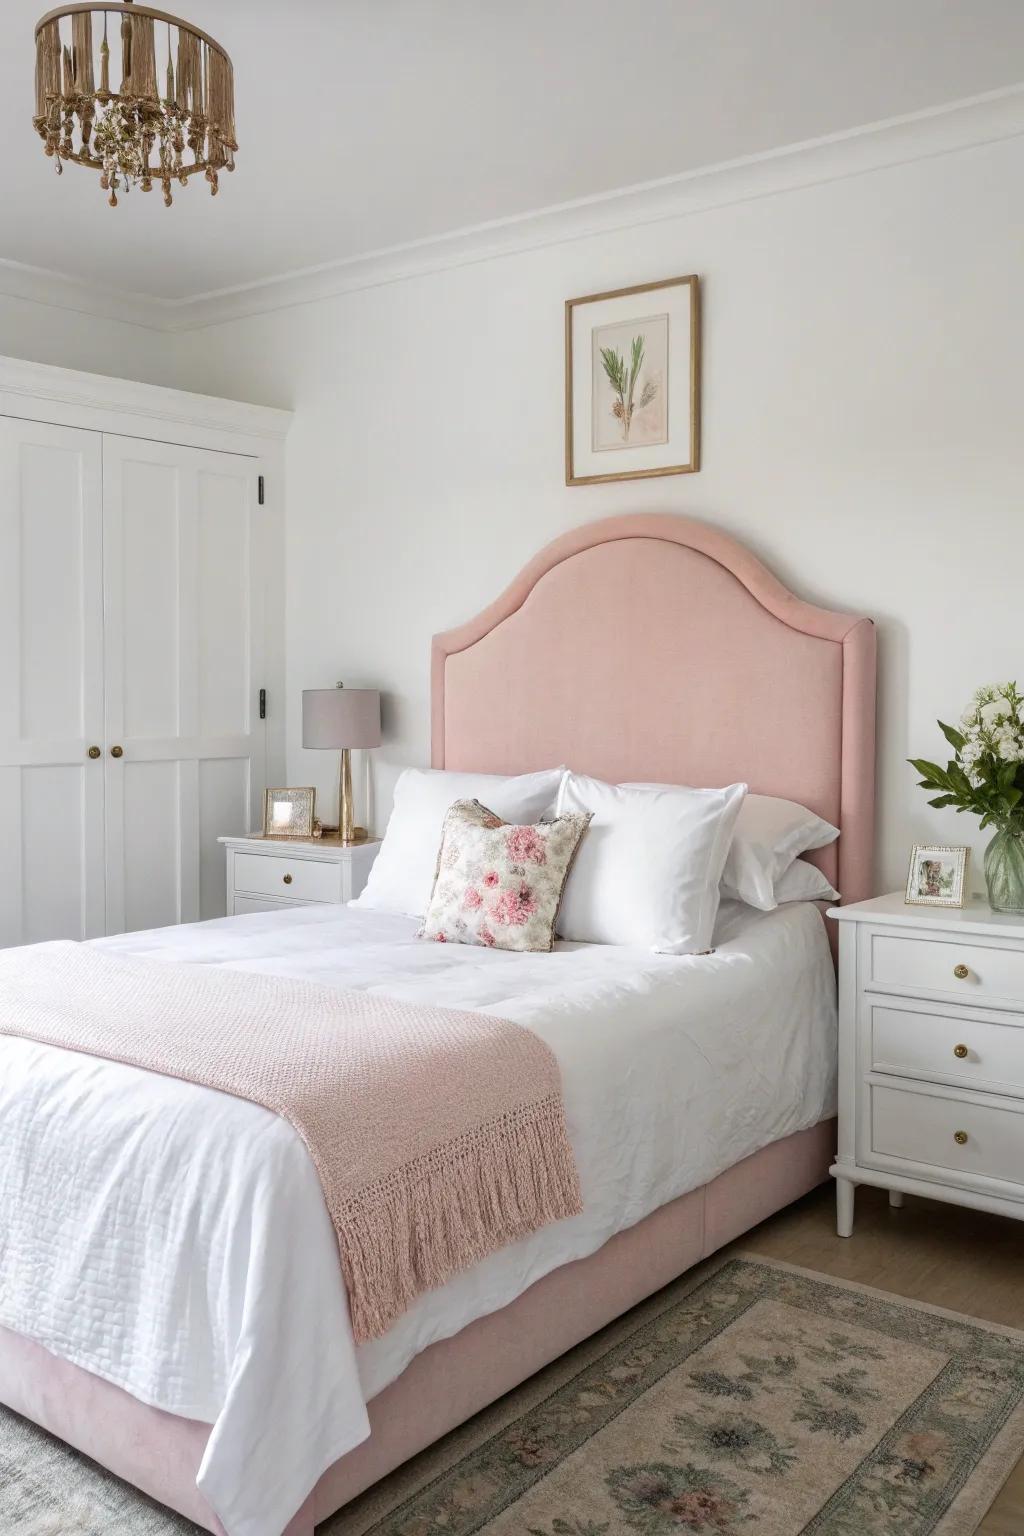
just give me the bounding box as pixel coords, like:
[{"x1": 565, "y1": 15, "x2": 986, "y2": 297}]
[
  {"x1": 110, "y1": 744, "x2": 124, "y2": 759},
  {"x1": 953, "y1": 1130, "x2": 968, "y2": 1146},
  {"x1": 953, "y1": 963, "x2": 970, "y2": 980},
  {"x1": 953, "y1": 1043, "x2": 969, "y2": 1059},
  {"x1": 87, "y1": 745, "x2": 101, "y2": 759},
  {"x1": 282, "y1": 873, "x2": 293, "y2": 885}
]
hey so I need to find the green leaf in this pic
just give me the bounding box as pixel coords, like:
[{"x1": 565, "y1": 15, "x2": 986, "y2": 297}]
[
  {"x1": 939, "y1": 720, "x2": 967, "y2": 753},
  {"x1": 927, "y1": 795, "x2": 959, "y2": 809},
  {"x1": 599, "y1": 346, "x2": 627, "y2": 396},
  {"x1": 948, "y1": 763, "x2": 975, "y2": 796},
  {"x1": 908, "y1": 758, "x2": 949, "y2": 786}
]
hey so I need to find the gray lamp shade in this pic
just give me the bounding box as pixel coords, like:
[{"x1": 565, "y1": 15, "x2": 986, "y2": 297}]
[{"x1": 302, "y1": 687, "x2": 381, "y2": 749}]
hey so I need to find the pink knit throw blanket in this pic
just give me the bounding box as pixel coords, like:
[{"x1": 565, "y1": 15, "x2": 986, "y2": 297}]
[{"x1": 0, "y1": 941, "x2": 582, "y2": 1342}]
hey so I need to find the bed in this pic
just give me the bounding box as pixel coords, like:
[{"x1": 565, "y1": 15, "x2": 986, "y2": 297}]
[{"x1": 0, "y1": 512, "x2": 876, "y2": 1536}]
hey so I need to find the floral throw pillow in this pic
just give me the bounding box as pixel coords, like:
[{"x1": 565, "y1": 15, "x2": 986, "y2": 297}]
[{"x1": 419, "y1": 799, "x2": 592, "y2": 952}]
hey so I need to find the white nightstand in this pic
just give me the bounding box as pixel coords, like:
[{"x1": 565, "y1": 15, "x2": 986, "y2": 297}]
[
  {"x1": 830, "y1": 893, "x2": 1024, "y2": 1237},
  {"x1": 219, "y1": 834, "x2": 380, "y2": 916}
]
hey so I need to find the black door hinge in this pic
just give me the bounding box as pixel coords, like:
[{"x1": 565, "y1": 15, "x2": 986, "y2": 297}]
[
  {"x1": 258, "y1": 474, "x2": 265, "y2": 505},
  {"x1": 259, "y1": 688, "x2": 266, "y2": 720}
]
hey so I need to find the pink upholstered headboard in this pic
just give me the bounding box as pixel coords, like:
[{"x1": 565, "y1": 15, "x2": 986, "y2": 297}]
[{"x1": 432, "y1": 514, "x2": 876, "y2": 905}]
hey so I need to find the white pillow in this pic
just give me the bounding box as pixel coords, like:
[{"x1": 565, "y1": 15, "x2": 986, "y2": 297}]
[
  {"x1": 774, "y1": 857, "x2": 839, "y2": 905},
  {"x1": 353, "y1": 766, "x2": 566, "y2": 917},
  {"x1": 625, "y1": 785, "x2": 837, "y2": 912},
  {"x1": 555, "y1": 773, "x2": 747, "y2": 953},
  {"x1": 722, "y1": 795, "x2": 838, "y2": 910}
]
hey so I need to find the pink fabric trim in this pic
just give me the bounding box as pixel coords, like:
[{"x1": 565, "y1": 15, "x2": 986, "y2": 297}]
[
  {"x1": 0, "y1": 1337, "x2": 225, "y2": 1532},
  {"x1": 0, "y1": 1120, "x2": 834, "y2": 1536},
  {"x1": 431, "y1": 514, "x2": 876, "y2": 907}
]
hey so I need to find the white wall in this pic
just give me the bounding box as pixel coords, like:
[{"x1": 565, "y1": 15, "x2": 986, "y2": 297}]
[
  {"x1": 172, "y1": 135, "x2": 1021, "y2": 893},
  {"x1": 0, "y1": 294, "x2": 187, "y2": 387}
]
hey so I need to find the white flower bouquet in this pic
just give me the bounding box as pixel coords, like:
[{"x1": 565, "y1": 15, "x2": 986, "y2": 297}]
[
  {"x1": 911, "y1": 682, "x2": 1024, "y2": 911},
  {"x1": 911, "y1": 682, "x2": 1024, "y2": 826}
]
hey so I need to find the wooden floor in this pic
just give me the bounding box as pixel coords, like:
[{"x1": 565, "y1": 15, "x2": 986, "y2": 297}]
[{"x1": 728, "y1": 1181, "x2": 1024, "y2": 1534}]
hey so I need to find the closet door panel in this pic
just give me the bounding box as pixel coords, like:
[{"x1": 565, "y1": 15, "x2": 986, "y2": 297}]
[
  {"x1": 18, "y1": 446, "x2": 88, "y2": 739},
  {"x1": 199, "y1": 757, "x2": 250, "y2": 919},
  {"x1": 120, "y1": 458, "x2": 180, "y2": 741},
  {"x1": 20, "y1": 765, "x2": 88, "y2": 943},
  {"x1": 0, "y1": 769, "x2": 22, "y2": 944},
  {"x1": 0, "y1": 419, "x2": 104, "y2": 947},
  {"x1": 103, "y1": 436, "x2": 265, "y2": 934},
  {"x1": 122, "y1": 760, "x2": 180, "y2": 934},
  {"x1": 198, "y1": 468, "x2": 251, "y2": 738}
]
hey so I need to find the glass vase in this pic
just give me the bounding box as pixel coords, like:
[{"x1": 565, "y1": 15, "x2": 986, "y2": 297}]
[{"x1": 984, "y1": 824, "x2": 1024, "y2": 913}]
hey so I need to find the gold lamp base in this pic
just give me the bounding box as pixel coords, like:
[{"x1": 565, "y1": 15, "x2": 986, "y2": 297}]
[{"x1": 337, "y1": 747, "x2": 370, "y2": 845}]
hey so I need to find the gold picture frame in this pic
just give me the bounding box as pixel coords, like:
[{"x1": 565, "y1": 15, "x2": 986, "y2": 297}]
[
  {"x1": 262, "y1": 786, "x2": 316, "y2": 840},
  {"x1": 565, "y1": 274, "x2": 701, "y2": 486},
  {"x1": 905, "y1": 844, "x2": 970, "y2": 907}
]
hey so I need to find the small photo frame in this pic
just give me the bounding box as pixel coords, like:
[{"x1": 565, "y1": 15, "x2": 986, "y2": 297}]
[
  {"x1": 905, "y1": 844, "x2": 970, "y2": 907},
  {"x1": 263, "y1": 786, "x2": 316, "y2": 839}
]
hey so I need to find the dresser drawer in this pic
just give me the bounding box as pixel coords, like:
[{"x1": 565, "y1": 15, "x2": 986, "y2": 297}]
[
  {"x1": 871, "y1": 1003, "x2": 1024, "y2": 1096},
  {"x1": 232, "y1": 851, "x2": 342, "y2": 904},
  {"x1": 870, "y1": 933, "x2": 1024, "y2": 1008},
  {"x1": 231, "y1": 894, "x2": 299, "y2": 915},
  {"x1": 871, "y1": 1083, "x2": 1024, "y2": 1187}
]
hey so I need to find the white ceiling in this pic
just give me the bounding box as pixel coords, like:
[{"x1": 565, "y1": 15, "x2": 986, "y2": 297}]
[{"x1": 4, "y1": 0, "x2": 1024, "y2": 304}]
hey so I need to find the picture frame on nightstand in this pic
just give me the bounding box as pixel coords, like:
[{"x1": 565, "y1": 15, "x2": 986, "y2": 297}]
[
  {"x1": 905, "y1": 844, "x2": 969, "y2": 907},
  {"x1": 262, "y1": 786, "x2": 316, "y2": 839}
]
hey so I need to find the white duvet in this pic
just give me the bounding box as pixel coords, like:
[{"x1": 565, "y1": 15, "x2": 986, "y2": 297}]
[{"x1": 0, "y1": 901, "x2": 836, "y2": 1536}]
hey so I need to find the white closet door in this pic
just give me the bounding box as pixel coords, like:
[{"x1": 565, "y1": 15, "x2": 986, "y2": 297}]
[
  {"x1": 102, "y1": 436, "x2": 265, "y2": 933},
  {"x1": 0, "y1": 419, "x2": 105, "y2": 947}
]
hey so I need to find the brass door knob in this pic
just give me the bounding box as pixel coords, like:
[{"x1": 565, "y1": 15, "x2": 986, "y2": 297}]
[
  {"x1": 953, "y1": 1130, "x2": 968, "y2": 1146},
  {"x1": 87, "y1": 745, "x2": 101, "y2": 759},
  {"x1": 953, "y1": 1043, "x2": 969, "y2": 1059},
  {"x1": 110, "y1": 745, "x2": 124, "y2": 758},
  {"x1": 282, "y1": 873, "x2": 293, "y2": 885},
  {"x1": 953, "y1": 963, "x2": 970, "y2": 980}
]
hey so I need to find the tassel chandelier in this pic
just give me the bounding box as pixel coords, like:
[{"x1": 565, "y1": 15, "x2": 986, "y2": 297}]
[{"x1": 33, "y1": 1, "x2": 236, "y2": 207}]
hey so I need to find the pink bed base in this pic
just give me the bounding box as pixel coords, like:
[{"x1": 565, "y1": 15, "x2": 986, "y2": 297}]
[
  {"x1": 0, "y1": 1119, "x2": 835, "y2": 1535},
  {"x1": 1, "y1": 512, "x2": 875, "y2": 1533}
]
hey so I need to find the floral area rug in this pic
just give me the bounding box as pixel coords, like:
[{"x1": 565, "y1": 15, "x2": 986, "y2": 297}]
[{"x1": 4, "y1": 1256, "x2": 1024, "y2": 1535}]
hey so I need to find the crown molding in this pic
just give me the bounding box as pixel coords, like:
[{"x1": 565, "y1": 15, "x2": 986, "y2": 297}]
[
  {"x1": 172, "y1": 83, "x2": 1024, "y2": 332},
  {"x1": 0, "y1": 353, "x2": 292, "y2": 440},
  {"x1": 3, "y1": 84, "x2": 1022, "y2": 334},
  {"x1": 0, "y1": 253, "x2": 164, "y2": 330}
]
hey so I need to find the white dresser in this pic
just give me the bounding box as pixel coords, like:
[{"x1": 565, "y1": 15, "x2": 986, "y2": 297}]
[
  {"x1": 220, "y1": 834, "x2": 380, "y2": 916},
  {"x1": 830, "y1": 893, "x2": 1024, "y2": 1236}
]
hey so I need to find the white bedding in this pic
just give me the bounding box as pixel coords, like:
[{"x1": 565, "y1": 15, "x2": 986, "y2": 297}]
[{"x1": 0, "y1": 901, "x2": 836, "y2": 1536}]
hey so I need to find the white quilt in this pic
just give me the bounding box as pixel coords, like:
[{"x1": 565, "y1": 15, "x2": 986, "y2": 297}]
[{"x1": 0, "y1": 901, "x2": 836, "y2": 1536}]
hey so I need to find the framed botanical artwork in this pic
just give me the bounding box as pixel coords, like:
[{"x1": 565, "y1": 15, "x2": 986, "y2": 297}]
[
  {"x1": 263, "y1": 786, "x2": 316, "y2": 839},
  {"x1": 565, "y1": 274, "x2": 700, "y2": 486},
  {"x1": 905, "y1": 844, "x2": 970, "y2": 907}
]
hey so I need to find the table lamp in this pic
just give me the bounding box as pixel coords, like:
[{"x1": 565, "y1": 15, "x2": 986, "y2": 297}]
[{"x1": 301, "y1": 683, "x2": 381, "y2": 844}]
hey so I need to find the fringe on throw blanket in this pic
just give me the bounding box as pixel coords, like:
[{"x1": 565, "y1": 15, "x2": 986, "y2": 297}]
[{"x1": 337, "y1": 1096, "x2": 581, "y2": 1341}]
